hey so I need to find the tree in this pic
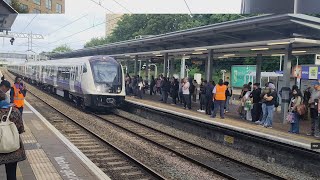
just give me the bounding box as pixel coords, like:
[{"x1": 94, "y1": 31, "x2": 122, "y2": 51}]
[
  {"x1": 10, "y1": 0, "x2": 29, "y2": 13},
  {"x1": 52, "y1": 45, "x2": 72, "y2": 53}
]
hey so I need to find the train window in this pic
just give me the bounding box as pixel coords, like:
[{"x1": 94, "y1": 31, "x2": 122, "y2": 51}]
[{"x1": 83, "y1": 64, "x2": 87, "y2": 73}]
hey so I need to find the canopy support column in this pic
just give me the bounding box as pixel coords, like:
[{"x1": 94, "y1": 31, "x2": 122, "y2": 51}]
[
  {"x1": 256, "y1": 54, "x2": 262, "y2": 83},
  {"x1": 281, "y1": 44, "x2": 293, "y2": 123},
  {"x1": 206, "y1": 49, "x2": 213, "y2": 82},
  {"x1": 134, "y1": 55, "x2": 138, "y2": 76},
  {"x1": 163, "y1": 53, "x2": 168, "y2": 77}
]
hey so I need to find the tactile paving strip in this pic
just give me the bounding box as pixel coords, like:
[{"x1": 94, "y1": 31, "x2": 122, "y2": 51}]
[
  {"x1": 21, "y1": 125, "x2": 38, "y2": 144},
  {"x1": 26, "y1": 149, "x2": 62, "y2": 180}
]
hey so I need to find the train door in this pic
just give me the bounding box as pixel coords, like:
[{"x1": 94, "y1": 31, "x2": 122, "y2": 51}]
[
  {"x1": 42, "y1": 66, "x2": 47, "y2": 83},
  {"x1": 53, "y1": 66, "x2": 58, "y2": 87},
  {"x1": 69, "y1": 66, "x2": 75, "y2": 92}
]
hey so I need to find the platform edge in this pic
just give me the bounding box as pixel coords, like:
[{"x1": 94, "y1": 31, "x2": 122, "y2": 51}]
[
  {"x1": 25, "y1": 101, "x2": 112, "y2": 180},
  {"x1": 126, "y1": 99, "x2": 320, "y2": 153}
]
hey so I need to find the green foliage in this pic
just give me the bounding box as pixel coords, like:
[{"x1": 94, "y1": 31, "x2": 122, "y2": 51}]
[
  {"x1": 84, "y1": 14, "x2": 248, "y2": 48},
  {"x1": 188, "y1": 66, "x2": 201, "y2": 78},
  {"x1": 10, "y1": 0, "x2": 29, "y2": 13},
  {"x1": 52, "y1": 45, "x2": 72, "y2": 53},
  {"x1": 84, "y1": 37, "x2": 109, "y2": 48}
]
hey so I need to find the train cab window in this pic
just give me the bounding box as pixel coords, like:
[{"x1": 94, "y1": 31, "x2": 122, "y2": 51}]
[{"x1": 83, "y1": 64, "x2": 87, "y2": 73}]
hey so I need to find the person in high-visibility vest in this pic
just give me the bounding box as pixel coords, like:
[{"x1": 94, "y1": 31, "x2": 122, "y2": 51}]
[
  {"x1": 10, "y1": 76, "x2": 27, "y2": 116},
  {"x1": 211, "y1": 79, "x2": 227, "y2": 119}
]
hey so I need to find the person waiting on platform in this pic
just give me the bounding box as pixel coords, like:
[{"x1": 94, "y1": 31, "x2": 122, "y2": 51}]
[
  {"x1": 224, "y1": 82, "x2": 232, "y2": 113},
  {"x1": 205, "y1": 81, "x2": 214, "y2": 115},
  {"x1": 192, "y1": 80, "x2": 198, "y2": 102},
  {"x1": 250, "y1": 83, "x2": 262, "y2": 122},
  {"x1": 288, "y1": 88, "x2": 303, "y2": 134},
  {"x1": 197, "y1": 80, "x2": 207, "y2": 113},
  {"x1": 182, "y1": 77, "x2": 191, "y2": 110},
  {"x1": 10, "y1": 76, "x2": 27, "y2": 116},
  {"x1": 161, "y1": 77, "x2": 170, "y2": 103},
  {"x1": 307, "y1": 81, "x2": 320, "y2": 138},
  {"x1": 259, "y1": 83, "x2": 277, "y2": 128},
  {"x1": 137, "y1": 77, "x2": 145, "y2": 99},
  {"x1": 150, "y1": 76, "x2": 156, "y2": 95},
  {"x1": 211, "y1": 79, "x2": 227, "y2": 119},
  {"x1": 0, "y1": 92, "x2": 26, "y2": 180},
  {"x1": 170, "y1": 78, "x2": 179, "y2": 105}
]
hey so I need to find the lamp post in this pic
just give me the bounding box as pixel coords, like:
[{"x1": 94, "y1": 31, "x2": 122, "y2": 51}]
[
  {"x1": 221, "y1": 69, "x2": 226, "y2": 82},
  {"x1": 138, "y1": 60, "x2": 142, "y2": 77}
]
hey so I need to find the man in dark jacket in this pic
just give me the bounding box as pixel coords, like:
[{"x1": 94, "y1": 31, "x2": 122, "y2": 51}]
[
  {"x1": 250, "y1": 83, "x2": 262, "y2": 122},
  {"x1": 198, "y1": 80, "x2": 207, "y2": 112},
  {"x1": 205, "y1": 81, "x2": 214, "y2": 115}
]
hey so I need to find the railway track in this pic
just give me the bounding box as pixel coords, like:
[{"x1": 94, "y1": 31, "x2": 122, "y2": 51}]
[
  {"x1": 5, "y1": 70, "x2": 285, "y2": 179},
  {"x1": 95, "y1": 112, "x2": 285, "y2": 180},
  {"x1": 5, "y1": 71, "x2": 164, "y2": 180}
]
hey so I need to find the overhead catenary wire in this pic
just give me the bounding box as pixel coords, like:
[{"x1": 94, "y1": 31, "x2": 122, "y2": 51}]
[
  {"x1": 108, "y1": 0, "x2": 132, "y2": 13},
  {"x1": 47, "y1": 14, "x2": 89, "y2": 36},
  {"x1": 88, "y1": 0, "x2": 115, "y2": 13},
  {"x1": 183, "y1": 0, "x2": 192, "y2": 15},
  {"x1": 22, "y1": 14, "x2": 38, "y2": 32},
  {"x1": 47, "y1": 16, "x2": 122, "y2": 45}
]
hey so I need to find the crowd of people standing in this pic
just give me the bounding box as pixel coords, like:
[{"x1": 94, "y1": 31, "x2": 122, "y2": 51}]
[{"x1": 125, "y1": 73, "x2": 320, "y2": 138}]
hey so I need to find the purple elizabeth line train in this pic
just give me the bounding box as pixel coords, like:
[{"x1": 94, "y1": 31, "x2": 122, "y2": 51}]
[{"x1": 7, "y1": 55, "x2": 125, "y2": 110}]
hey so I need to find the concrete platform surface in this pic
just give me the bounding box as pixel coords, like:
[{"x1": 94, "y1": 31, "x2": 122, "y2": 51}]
[
  {"x1": 126, "y1": 94, "x2": 320, "y2": 153},
  {"x1": 0, "y1": 101, "x2": 110, "y2": 180}
]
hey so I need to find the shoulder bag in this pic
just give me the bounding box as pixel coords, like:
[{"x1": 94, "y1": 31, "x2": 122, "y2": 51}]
[
  {"x1": 0, "y1": 107, "x2": 20, "y2": 153},
  {"x1": 296, "y1": 97, "x2": 306, "y2": 116}
]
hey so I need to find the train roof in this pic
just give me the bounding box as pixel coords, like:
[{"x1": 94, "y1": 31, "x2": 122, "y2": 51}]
[{"x1": 9, "y1": 56, "x2": 118, "y2": 66}]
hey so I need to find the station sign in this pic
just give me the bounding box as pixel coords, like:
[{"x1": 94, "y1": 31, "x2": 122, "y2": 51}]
[{"x1": 292, "y1": 65, "x2": 320, "y2": 80}]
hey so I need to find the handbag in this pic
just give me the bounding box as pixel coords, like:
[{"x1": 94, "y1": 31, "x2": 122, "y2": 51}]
[
  {"x1": 0, "y1": 107, "x2": 20, "y2": 153},
  {"x1": 296, "y1": 104, "x2": 306, "y2": 116},
  {"x1": 286, "y1": 112, "x2": 295, "y2": 123}
]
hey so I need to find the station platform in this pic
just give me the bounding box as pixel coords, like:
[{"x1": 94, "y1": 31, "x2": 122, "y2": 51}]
[
  {"x1": 0, "y1": 101, "x2": 109, "y2": 180},
  {"x1": 125, "y1": 94, "x2": 320, "y2": 153}
]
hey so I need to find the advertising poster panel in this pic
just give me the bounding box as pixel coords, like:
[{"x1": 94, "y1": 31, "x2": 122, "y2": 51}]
[{"x1": 231, "y1": 65, "x2": 256, "y2": 88}]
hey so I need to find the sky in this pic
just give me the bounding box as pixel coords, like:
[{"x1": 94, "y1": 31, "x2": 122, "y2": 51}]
[{"x1": 1, "y1": 0, "x2": 242, "y2": 54}]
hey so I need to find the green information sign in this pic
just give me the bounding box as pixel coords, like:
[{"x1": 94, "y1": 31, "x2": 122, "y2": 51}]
[{"x1": 231, "y1": 65, "x2": 256, "y2": 88}]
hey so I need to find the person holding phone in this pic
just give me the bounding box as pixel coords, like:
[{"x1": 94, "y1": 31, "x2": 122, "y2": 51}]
[{"x1": 10, "y1": 76, "x2": 27, "y2": 116}]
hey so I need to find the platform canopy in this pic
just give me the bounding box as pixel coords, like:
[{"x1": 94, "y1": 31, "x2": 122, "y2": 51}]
[
  {"x1": 0, "y1": 0, "x2": 18, "y2": 32},
  {"x1": 50, "y1": 14, "x2": 320, "y2": 60}
]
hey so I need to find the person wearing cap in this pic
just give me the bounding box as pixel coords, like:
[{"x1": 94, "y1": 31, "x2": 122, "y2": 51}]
[
  {"x1": 10, "y1": 76, "x2": 27, "y2": 116},
  {"x1": 307, "y1": 81, "x2": 320, "y2": 138},
  {"x1": 0, "y1": 94, "x2": 26, "y2": 180},
  {"x1": 250, "y1": 83, "x2": 262, "y2": 122}
]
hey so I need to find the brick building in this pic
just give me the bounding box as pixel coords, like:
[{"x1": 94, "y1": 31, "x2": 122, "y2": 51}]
[{"x1": 4, "y1": 0, "x2": 65, "y2": 14}]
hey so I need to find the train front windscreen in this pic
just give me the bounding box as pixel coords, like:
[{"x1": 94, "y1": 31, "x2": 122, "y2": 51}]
[{"x1": 91, "y1": 60, "x2": 123, "y2": 93}]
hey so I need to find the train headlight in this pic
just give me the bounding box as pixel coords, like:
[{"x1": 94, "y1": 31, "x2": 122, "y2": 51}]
[
  {"x1": 117, "y1": 87, "x2": 121, "y2": 93},
  {"x1": 96, "y1": 86, "x2": 101, "y2": 92}
]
